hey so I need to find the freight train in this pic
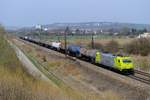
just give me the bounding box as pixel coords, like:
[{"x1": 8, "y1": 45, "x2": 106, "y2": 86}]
[{"x1": 20, "y1": 36, "x2": 134, "y2": 74}]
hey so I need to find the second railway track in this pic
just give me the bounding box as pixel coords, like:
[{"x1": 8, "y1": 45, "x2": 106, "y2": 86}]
[{"x1": 129, "y1": 70, "x2": 150, "y2": 85}]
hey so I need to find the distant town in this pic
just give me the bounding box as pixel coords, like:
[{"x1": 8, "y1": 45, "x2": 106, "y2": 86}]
[{"x1": 8, "y1": 22, "x2": 150, "y2": 39}]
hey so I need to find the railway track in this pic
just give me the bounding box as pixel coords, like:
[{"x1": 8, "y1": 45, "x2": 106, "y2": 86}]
[
  {"x1": 129, "y1": 70, "x2": 150, "y2": 85},
  {"x1": 20, "y1": 37, "x2": 150, "y2": 85}
]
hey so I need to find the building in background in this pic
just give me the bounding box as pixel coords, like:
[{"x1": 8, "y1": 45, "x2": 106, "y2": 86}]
[{"x1": 137, "y1": 32, "x2": 150, "y2": 38}]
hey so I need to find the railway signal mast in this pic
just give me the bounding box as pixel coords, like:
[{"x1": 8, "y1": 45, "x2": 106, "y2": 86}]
[
  {"x1": 91, "y1": 31, "x2": 97, "y2": 49},
  {"x1": 64, "y1": 27, "x2": 69, "y2": 56},
  {"x1": 35, "y1": 24, "x2": 42, "y2": 41},
  {"x1": 92, "y1": 33, "x2": 94, "y2": 49}
]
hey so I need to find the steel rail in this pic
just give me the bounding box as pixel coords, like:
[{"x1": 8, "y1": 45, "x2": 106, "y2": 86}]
[{"x1": 20, "y1": 37, "x2": 150, "y2": 85}]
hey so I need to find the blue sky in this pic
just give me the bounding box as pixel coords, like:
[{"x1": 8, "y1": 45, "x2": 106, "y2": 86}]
[{"x1": 0, "y1": 0, "x2": 150, "y2": 26}]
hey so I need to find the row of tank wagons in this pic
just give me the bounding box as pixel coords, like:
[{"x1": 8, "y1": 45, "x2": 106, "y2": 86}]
[
  {"x1": 45, "y1": 41, "x2": 134, "y2": 73},
  {"x1": 22, "y1": 37, "x2": 61, "y2": 50},
  {"x1": 21, "y1": 37, "x2": 134, "y2": 73}
]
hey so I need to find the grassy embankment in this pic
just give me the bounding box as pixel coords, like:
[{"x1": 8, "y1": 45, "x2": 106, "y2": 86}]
[{"x1": 0, "y1": 33, "x2": 75, "y2": 99}]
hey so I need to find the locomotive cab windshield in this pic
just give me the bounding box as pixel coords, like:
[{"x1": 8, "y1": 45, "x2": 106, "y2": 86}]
[{"x1": 122, "y1": 59, "x2": 132, "y2": 63}]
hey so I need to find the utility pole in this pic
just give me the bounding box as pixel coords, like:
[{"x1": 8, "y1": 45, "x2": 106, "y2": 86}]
[
  {"x1": 58, "y1": 36, "x2": 60, "y2": 42},
  {"x1": 64, "y1": 27, "x2": 69, "y2": 56},
  {"x1": 57, "y1": 33, "x2": 60, "y2": 42},
  {"x1": 91, "y1": 33, "x2": 94, "y2": 49},
  {"x1": 39, "y1": 28, "x2": 42, "y2": 41},
  {"x1": 37, "y1": 25, "x2": 42, "y2": 41},
  {"x1": 91, "y1": 31, "x2": 97, "y2": 49}
]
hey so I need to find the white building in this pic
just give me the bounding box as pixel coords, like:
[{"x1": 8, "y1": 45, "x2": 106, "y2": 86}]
[
  {"x1": 35, "y1": 24, "x2": 42, "y2": 30},
  {"x1": 43, "y1": 28, "x2": 48, "y2": 31},
  {"x1": 137, "y1": 32, "x2": 150, "y2": 38}
]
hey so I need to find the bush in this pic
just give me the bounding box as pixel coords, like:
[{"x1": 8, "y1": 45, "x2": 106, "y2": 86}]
[
  {"x1": 124, "y1": 38, "x2": 150, "y2": 56},
  {"x1": 88, "y1": 40, "x2": 120, "y2": 53},
  {"x1": 92, "y1": 42, "x2": 104, "y2": 50},
  {"x1": 132, "y1": 56, "x2": 150, "y2": 71},
  {"x1": 103, "y1": 40, "x2": 120, "y2": 53}
]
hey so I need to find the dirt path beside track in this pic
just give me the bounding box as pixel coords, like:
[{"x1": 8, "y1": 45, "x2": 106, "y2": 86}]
[{"x1": 8, "y1": 40, "x2": 59, "y2": 85}]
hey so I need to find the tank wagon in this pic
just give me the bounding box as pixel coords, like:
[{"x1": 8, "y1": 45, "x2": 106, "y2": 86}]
[
  {"x1": 67, "y1": 45, "x2": 81, "y2": 57},
  {"x1": 80, "y1": 48, "x2": 100, "y2": 63},
  {"x1": 51, "y1": 42, "x2": 61, "y2": 50}
]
